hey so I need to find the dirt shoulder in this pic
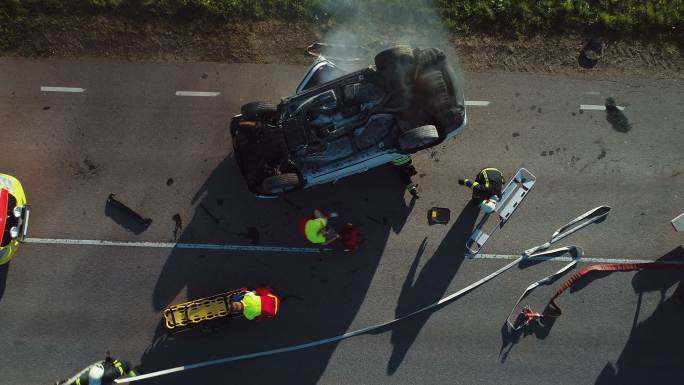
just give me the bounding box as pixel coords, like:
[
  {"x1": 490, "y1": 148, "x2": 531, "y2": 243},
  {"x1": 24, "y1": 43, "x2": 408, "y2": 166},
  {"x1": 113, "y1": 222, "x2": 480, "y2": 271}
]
[{"x1": 2, "y1": 15, "x2": 682, "y2": 78}]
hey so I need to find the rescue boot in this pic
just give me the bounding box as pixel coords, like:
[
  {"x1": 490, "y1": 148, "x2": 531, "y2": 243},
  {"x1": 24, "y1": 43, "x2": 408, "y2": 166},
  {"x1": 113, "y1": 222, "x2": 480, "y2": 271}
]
[{"x1": 408, "y1": 183, "x2": 419, "y2": 199}]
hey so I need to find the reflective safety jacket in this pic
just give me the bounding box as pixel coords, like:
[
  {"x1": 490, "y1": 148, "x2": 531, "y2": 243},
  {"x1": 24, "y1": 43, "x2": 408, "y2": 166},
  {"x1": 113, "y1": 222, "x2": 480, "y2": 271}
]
[
  {"x1": 242, "y1": 287, "x2": 280, "y2": 321},
  {"x1": 464, "y1": 168, "x2": 504, "y2": 201},
  {"x1": 304, "y1": 217, "x2": 328, "y2": 244}
]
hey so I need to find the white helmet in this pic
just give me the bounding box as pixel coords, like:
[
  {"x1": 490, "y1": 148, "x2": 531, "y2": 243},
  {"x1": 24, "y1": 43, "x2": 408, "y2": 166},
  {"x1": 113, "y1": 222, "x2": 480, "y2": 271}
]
[
  {"x1": 480, "y1": 198, "x2": 497, "y2": 214},
  {"x1": 88, "y1": 363, "x2": 105, "y2": 385}
]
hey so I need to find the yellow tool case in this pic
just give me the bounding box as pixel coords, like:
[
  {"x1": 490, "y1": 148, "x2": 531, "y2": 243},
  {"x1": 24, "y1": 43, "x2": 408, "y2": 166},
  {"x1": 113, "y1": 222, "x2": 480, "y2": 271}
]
[{"x1": 163, "y1": 289, "x2": 242, "y2": 332}]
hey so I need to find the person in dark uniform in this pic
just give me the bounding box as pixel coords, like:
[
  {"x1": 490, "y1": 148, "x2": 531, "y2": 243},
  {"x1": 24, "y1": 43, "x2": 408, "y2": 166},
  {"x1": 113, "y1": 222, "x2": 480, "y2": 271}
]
[
  {"x1": 56, "y1": 356, "x2": 136, "y2": 385},
  {"x1": 459, "y1": 168, "x2": 505, "y2": 213},
  {"x1": 392, "y1": 155, "x2": 419, "y2": 199}
]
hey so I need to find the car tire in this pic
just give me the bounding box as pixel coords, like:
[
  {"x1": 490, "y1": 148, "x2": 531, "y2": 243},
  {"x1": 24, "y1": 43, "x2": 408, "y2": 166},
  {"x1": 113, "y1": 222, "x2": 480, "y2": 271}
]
[
  {"x1": 241, "y1": 101, "x2": 277, "y2": 120},
  {"x1": 399, "y1": 125, "x2": 440, "y2": 152},
  {"x1": 261, "y1": 173, "x2": 301, "y2": 194},
  {"x1": 374, "y1": 46, "x2": 415, "y2": 72},
  {"x1": 416, "y1": 48, "x2": 446, "y2": 68},
  {"x1": 375, "y1": 47, "x2": 416, "y2": 110}
]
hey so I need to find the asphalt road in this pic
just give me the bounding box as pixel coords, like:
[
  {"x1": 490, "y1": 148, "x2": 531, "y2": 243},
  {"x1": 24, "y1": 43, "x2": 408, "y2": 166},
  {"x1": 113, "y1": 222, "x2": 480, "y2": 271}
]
[{"x1": 0, "y1": 57, "x2": 682, "y2": 385}]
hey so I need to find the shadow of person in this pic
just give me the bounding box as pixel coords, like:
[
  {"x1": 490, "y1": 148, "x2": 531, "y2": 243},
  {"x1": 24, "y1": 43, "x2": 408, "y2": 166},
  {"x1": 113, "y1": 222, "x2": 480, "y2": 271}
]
[
  {"x1": 595, "y1": 246, "x2": 684, "y2": 385},
  {"x1": 0, "y1": 262, "x2": 9, "y2": 301},
  {"x1": 386, "y1": 201, "x2": 480, "y2": 374},
  {"x1": 138, "y1": 154, "x2": 415, "y2": 384}
]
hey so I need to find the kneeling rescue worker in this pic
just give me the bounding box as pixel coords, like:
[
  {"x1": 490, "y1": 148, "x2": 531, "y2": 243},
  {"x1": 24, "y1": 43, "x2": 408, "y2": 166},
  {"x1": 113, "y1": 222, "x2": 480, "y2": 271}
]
[
  {"x1": 56, "y1": 355, "x2": 136, "y2": 385},
  {"x1": 230, "y1": 286, "x2": 280, "y2": 321},
  {"x1": 459, "y1": 167, "x2": 505, "y2": 214},
  {"x1": 300, "y1": 209, "x2": 340, "y2": 245}
]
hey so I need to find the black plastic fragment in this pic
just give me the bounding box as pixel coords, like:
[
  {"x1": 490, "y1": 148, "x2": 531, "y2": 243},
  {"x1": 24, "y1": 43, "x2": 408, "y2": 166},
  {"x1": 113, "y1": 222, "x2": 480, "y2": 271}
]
[{"x1": 105, "y1": 193, "x2": 152, "y2": 234}]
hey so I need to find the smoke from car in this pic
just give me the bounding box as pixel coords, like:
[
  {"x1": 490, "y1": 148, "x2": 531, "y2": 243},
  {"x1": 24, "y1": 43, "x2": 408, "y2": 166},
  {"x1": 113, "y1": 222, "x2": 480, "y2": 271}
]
[{"x1": 315, "y1": 0, "x2": 463, "y2": 86}]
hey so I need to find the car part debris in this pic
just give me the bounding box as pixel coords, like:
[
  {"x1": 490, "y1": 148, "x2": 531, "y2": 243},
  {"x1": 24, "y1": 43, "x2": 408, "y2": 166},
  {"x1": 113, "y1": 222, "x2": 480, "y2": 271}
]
[
  {"x1": 105, "y1": 194, "x2": 152, "y2": 234},
  {"x1": 672, "y1": 211, "x2": 684, "y2": 232},
  {"x1": 466, "y1": 168, "x2": 536, "y2": 255},
  {"x1": 578, "y1": 39, "x2": 602, "y2": 69},
  {"x1": 506, "y1": 246, "x2": 583, "y2": 330},
  {"x1": 306, "y1": 42, "x2": 370, "y2": 62},
  {"x1": 515, "y1": 261, "x2": 684, "y2": 328},
  {"x1": 428, "y1": 207, "x2": 450, "y2": 225}
]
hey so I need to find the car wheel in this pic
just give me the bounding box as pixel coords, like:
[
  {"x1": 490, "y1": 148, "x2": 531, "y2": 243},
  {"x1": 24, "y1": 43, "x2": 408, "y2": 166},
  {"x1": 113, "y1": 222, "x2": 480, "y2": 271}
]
[
  {"x1": 374, "y1": 46, "x2": 415, "y2": 72},
  {"x1": 241, "y1": 101, "x2": 277, "y2": 120},
  {"x1": 399, "y1": 125, "x2": 440, "y2": 152},
  {"x1": 375, "y1": 46, "x2": 416, "y2": 109},
  {"x1": 416, "y1": 48, "x2": 446, "y2": 68},
  {"x1": 261, "y1": 173, "x2": 301, "y2": 194}
]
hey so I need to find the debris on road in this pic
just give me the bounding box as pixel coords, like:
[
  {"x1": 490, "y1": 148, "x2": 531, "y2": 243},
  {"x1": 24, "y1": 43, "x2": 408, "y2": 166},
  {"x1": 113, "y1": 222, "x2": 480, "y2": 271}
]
[
  {"x1": 105, "y1": 194, "x2": 152, "y2": 234},
  {"x1": 578, "y1": 39, "x2": 602, "y2": 69},
  {"x1": 428, "y1": 207, "x2": 450, "y2": 225},
  {"x1": 605, "y1": 97, "x2": 631, "y2": 133}
]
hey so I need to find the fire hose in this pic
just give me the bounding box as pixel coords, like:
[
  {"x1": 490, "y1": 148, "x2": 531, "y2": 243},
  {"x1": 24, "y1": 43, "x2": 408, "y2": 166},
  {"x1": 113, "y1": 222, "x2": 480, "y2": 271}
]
[
  {"x1": 116, "y1": 206, "x2": 611, "y2": 383},
  {"x1": 510, "y1": 261, "x2": 684, "y2": 329}
]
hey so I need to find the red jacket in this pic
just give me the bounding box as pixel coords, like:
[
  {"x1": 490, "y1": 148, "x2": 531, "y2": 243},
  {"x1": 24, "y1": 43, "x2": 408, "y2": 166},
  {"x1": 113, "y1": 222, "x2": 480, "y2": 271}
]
[{"x1": 254, "y1": 287, "x2": 279, "y2": 320}]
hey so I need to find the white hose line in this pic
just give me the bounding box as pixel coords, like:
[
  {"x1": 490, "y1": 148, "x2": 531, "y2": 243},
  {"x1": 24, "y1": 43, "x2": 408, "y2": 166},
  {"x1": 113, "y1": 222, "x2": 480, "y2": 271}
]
[{"x1": 116, "y1": 256, "x2": 524, "y2": 383}]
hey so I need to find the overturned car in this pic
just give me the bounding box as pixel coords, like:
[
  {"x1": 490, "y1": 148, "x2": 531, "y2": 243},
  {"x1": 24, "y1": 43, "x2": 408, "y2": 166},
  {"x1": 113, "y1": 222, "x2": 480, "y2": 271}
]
[{"x1": 230, "y1": 46, "x2": 467, "y2": 196}]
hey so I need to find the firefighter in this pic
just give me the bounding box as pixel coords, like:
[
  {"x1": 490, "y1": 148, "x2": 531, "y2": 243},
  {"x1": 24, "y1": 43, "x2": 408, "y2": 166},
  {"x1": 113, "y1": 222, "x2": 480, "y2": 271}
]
[
  {"x1": 392, "y1": 155, "x2": 419, "y2": 199},
  {"x1": 56, "y1": 356, "x2": 136, "y2": 385},
  {"x1": 230, "y1": 287, "x2": 280, "y2": 321},
  {"x1": 458, "y1": 167, "x2": 505, "y2": 213}
]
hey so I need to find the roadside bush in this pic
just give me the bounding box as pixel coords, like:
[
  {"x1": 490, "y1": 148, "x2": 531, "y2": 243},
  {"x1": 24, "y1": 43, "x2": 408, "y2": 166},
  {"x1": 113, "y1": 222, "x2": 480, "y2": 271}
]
[{"x1": 1, "y1": 0, "x2": 681, "y2": 39}]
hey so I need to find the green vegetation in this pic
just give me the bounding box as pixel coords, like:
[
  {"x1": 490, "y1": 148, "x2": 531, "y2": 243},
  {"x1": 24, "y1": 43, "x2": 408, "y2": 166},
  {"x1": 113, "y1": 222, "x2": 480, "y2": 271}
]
[{"x1": 1, "y1": 0, "x2": 682, "y2": 42}]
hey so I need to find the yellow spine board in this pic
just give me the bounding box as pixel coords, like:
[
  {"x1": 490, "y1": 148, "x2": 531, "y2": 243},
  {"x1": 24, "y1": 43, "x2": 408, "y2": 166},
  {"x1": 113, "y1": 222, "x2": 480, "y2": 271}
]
[{"x1": 164, "y1": 290, "x2": 240, "y2": 330}]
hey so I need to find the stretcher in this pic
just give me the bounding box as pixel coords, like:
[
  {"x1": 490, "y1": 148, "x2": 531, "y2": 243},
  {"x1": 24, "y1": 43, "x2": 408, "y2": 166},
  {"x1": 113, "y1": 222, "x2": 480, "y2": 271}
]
[
  {"x1": 163, "y1": 289, "x2": 243, "y2": 333},
  {"x1": 466, "y1": 168, "x2": 536, "y2": 255}
]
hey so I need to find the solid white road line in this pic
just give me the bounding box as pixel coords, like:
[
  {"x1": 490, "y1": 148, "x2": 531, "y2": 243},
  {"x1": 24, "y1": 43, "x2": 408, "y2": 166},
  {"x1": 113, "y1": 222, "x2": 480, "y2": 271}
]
[
  {"x1": 40, "y1": 86, "x2": 85, "y2": 93},
  {"x1": 23, "y1": 237, "x2": 322, "y2": 253},
  {"x1": 465, "y1": 100, "x2": 490, "y2": 106},
  {"x1": 584, "y1": 91, "x2": 601, "y2": 95},
  {"x1": 23, "y1": 237, "x2": 677, "y2": 264},
  {"x1": 580, "y1": 104, "x2": 625, "y2": 111},
  {"x1": 175, "y1": 91, "x2": 221, "y2": 97}
]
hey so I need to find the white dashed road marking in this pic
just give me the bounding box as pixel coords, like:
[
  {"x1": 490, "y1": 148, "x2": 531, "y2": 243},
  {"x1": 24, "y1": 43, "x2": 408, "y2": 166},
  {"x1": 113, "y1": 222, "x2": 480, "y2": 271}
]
[
  {"x1": 580, "y1": 104, "x2": 625, "y2": 111},
  {"x1": 40, "y1": 86, "x2": 85, "y2": 93},
  {"x1": 175, "y1": 91, "x2": 221, "y2": 97},
  {"x1": 465, "y1": 100, "x2": 490, "y2": 106}
]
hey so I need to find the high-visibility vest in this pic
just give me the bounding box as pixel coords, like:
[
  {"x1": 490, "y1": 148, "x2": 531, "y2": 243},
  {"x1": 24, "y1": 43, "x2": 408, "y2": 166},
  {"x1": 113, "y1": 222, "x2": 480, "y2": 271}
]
[
  {"x1": 304, "y1": 217, "x2": 327, "y2": 244},
  {"x1": 242, "y1": 292, "x2": 262, "y2": 320}
]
